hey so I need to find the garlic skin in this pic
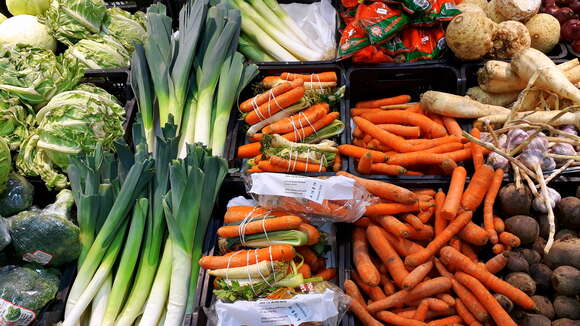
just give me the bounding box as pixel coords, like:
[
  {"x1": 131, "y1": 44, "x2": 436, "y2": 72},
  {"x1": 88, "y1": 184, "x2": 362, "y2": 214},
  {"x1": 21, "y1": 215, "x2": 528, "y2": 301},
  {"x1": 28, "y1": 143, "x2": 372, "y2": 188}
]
[
  {"x1": 542, "y1": 156, "x2": 556, "y2": 171},
  {"x1": 560, "y1": 125, "x2": 578, "y2": 136},
  {"x1": 506, "y1": 128, "x2": 527, "y2": 150},
  {"x1": 518, "y1": 150, "x2": 543, "y2": 170},
  {"x1": 489, "y1": 152, "x2": 509, "y2": 170},
  {"x1": 532, "y1": 187, "x2": 561, "y2": 213}
]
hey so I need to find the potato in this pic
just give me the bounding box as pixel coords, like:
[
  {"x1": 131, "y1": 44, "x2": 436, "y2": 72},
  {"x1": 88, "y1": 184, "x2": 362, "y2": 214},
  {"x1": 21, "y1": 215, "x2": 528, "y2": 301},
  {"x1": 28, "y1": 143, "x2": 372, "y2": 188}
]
[
  {"x1": 545, "y1": 238, "x2": 580, "y2": 269},
  {"x1": 555, "y1": 229, "x2": 577, "y2": 242},
  {"x1": 530, "y1": 263, "x2": 553, "y2": 293},
  {"x1": 506, "y1": 250, "x2": 530, "y2": 273},
  {"x1": 505, "y1": 215, "x2": 539, "y2": 245},
  {"x1": 557, "y1": 197, "x2": 580, "y2": 228},
  {"x1": 506, "y1": 272, "x2": 536, "y2": 295},
  {"x1": 494, "y1": 293, "x2": 514, "y2": 312},
  {"x1": 499, "y1": 184, "x2": 532, "y2": 216},
  {"x1": 489, "y1": 20, "x2": 531, "y2": 59},
  {"x1": 552, "y1": 266, "x2": 580, "y2": 296},
  {"x1": 553, "y1": 318, "x2": 580, "y2": 326},
  {"x1": 496, "y1": 0, "x2": 540, "y2": 21},
  {"x1": 532, "y1": 295, "x2": 555, "y2": 319},
  {"x1": 520, "y1": 313, "x2": 552, "y2": 326},
  {"x1": 526, "y1": 14, "x2": 561, "y2": 53},
  {"x1": 446, "y1": 13, "x2": 497, "y2": 60},
  {"x1": 554, "y1": 296, "x2": 580, "y2": 320},
  {"x1": 519, "y1": 248, "x2": 542, "y2": 265}
]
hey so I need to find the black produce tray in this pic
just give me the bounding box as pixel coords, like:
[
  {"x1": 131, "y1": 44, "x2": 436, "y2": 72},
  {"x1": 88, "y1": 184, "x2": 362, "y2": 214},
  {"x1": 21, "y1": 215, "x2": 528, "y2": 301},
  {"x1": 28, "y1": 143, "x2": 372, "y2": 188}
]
[
  {"x1": 226, "y1": 63, "x2": 349, "y2": 177},
  {"x1": 344, "y1": 64, "x2": 465, "y2": 185},
  {"x1": 566, "y1": 42, "x2": 579, "y2": 58}
]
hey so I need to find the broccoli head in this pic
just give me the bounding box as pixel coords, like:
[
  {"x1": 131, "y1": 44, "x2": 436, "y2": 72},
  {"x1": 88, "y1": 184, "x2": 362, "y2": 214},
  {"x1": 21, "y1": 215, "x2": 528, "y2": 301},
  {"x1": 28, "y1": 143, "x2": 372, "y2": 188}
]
[
  {"x1": 0, "y1": 217, "x2": 10, "y2": 251},
  {"x1": 8, "y1": 189, "x2": 80, "y2": 266},
  {"x1": 0, "y1": 265, "x2": 60, "y2": 313},
  {"x1": 0, "y1": 173, "x2": 34, "y2": 217}
]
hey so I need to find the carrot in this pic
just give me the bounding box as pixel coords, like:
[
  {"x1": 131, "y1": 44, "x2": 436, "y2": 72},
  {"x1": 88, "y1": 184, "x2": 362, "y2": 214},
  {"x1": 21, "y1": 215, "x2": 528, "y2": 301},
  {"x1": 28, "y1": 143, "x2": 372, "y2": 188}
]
[
  {"x1": 270, "y1": 156, "x2": 327, "y2": 172},
  {"x1": 352, "y1": 138, "x2": 367, "y2": 148},
  {"x1": 499, "y1": 232, "x2": 521, "y2": 248},
  {"x1": 386, "y1": 149, "x2": 468, "y2": 167},
  {"x1": 354, "y1": 217, "x2": 370, "y2": 228},
  {"x1": 338, "y1": 144, "x2": 389, "y2": 163},
  {"x1": 441, "y1": 167, "x2": 467, "y2": 220},
  {"x1": 224, "y1": 206, "x2": 286, "y2": 224},
  {"x1": 217, "y1": 215, "x2": 302, "y2": 238},
  {"x1": 450, "y1": 238, "x2": 462, "y2": 252},
  {"x1": 455, "y1": 272, "x2": 517, "y2": 326},
  {"x1": 404, "y1": 213, "x2": 431, "y2": 232},
  {"x1": 415, "y1": 189, "x2": 436, "y2": 197},
  {"x1": 282, "y1": 111, "x2": 339, "y2": 142},
  {"x1": 374, "y1": 215, "x2": 411, "y2": 238},
  {"x1": 240, "y1": 79, "x2": 303, "y2": 112},
  {"x1": 281, "y1": 71, "x2": 337, "y2": 83},
  {"x1": 266, "y1": 103, "x2": 329, "y2": 134},
  {"x1": 493, "y1": 217, "x2": 505, "y2": 233},
  {"x1": 365, "y1": 202, "x2": 424, "y2": 216},
  {"x1": 370, "y1": 163, "x2": 407, "y2": 175},
  {"x1": 257, "y1": 160, "x2": 288, "y2": 172},
  {"x1": 381, "y1": 274, "x2": 396, "y2": 295},
  {"x1": 461, "y1": 242, "x2": 479, "y2": 263},
  {"x1": 405, "y1": 211, "x2": 473, "y2": 267},
  {"x1": 407, "y1": 226, "x2": 435, "y2": 241},
  {"x1": 333, "y1": 153, "x2": 342, "y2": 172},
  {"x1": 382, "y1": 227, "x2": 425, "y2": 257},
  {"x1": 314, "y1": 267, "x2": 336, "y2": 281},
  {"x1": 442, "y1": 117, "x2": 463, "y2": 137},
  {"x1": 414, "y1": 299, "x2": 430, "y2": 321},
  {"x1": 406, "y1": 103, "x2": 424, "y2": 114},
  {"x1": 360, "y1": 110, "x2": 447, "y2": 138},
  {"x1": 353, "y1": 227, "x2": 381, "y2": 286},
  {"x1": 238, "y1": 142, "x2": 262, "y2": 158},
  {"x1": 461, "y1": 164, "x2": 495, "y2": 211},
  {"x1": 456, "y1": 299, "x2": 483, "y2": 326},
  {"x1": 403, "y1": 260, "x2": 434, "y2": 289},
  {"x1": 434, "y1": 190, "x2": 448, "y2": 236},
  {"x1": 485, "y1": 253, "x2": 508, "y2": 274},
  {"x1": 483, "y1": 169, "x2": 504, "y2": 244},
  {"x1": 367, "y1": 277, "x2": 453, "y2": 313},
  {"x1": 426, "y1": 142, "x2": 465, "y2": 155},
  {"x1": 337, "y1": 172, "x2": 417, "y2": 204},
  {"x1": 351, "y1": 108, "x2": 383, "y2": 116},
  {"x1": 297, "y1": 263, "x2": 311, "y2": 278},
  {"x1": 427, "y1": 315, "x2": 464, "y2": 326},
  {"x1": 352, "y1": 271, "x2": 387, "y2": 301},
  {"x1": 418, "y1": 207, "x2": 435, "y2": 223},
  {"x1": 357, "y1": 152, "x2": 373, "y2": 174},
  {"x1": 199, "y1": 245, "x2": 295, "y2": 269},
  {"x1": 458, "y1": 222, "x2": 489, "y2": 246},
  {"x1": 367, "y1": 224, "x2": 409, "y2": 288},
  {"x1": 298, "y1": 223, "x2": 320, "y2": 246},
  {"x1": 492, "y1": 243, "x2": 506, "y2": 255},
  {"x1": 377, "y1": 124, "x2": 421, "y2": 138},
  {"x1": 348, "y1": 296, "x2": 384, "y2": 326},
  {"x1": 356, "y1": 95, "x2": 411, "y2": 108},
  {"x1": 437, "y1": 294, "x2": 456, "y2": 307},
  {"x1": 409, "y1": 136, "x2": 464, "y2": 152},
  {"x1": 344, "y1": 280, "x2": 365, "y2": 306},
  {"x1": 354, "y1": 117, "x2": 415, "y2": 153},
  {"x1": 405, "y1": 170, "x2": 425, "y2": 176},
  {"x1": 439, "y1": 246, "x2": 535, "y2": 310},
  {"x1": 297, "y1": 247, "x2": 322, "y2": 272},
  {"x1": 470, "y1": 128, "x2": 484, "y2": 169},
  {"x1": 376, "y1": 311, "x2": 428, "y2": 326},
  {"x1": 245, "y1": 86, "x2": 305, "y2": 124}
]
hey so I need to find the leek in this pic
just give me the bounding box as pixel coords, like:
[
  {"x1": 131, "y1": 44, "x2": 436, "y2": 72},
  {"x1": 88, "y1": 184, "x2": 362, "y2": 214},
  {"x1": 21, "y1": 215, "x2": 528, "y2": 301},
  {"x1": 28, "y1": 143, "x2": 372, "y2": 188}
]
[
  {"x1": 302, "y1": 119, "x2": 345, "y2": 144},
  {"x1": 218, "y1": 230, "x2": 308, "y2": 251},
  {"x1": 238, "y1": 12, "x2": 297, "y2": 61},
  {"x1": 139, "y1": 240, "x2": 173, "y2": 326},
  {"x1": 89, "y1": 275, "x2": 111, "y2": 326},
  {"x1": 130, "y1": 44, "x2": 155, "y2": 152},
  {"x1": 239, "y1": 34, "x2": 274, "y2": 62}
]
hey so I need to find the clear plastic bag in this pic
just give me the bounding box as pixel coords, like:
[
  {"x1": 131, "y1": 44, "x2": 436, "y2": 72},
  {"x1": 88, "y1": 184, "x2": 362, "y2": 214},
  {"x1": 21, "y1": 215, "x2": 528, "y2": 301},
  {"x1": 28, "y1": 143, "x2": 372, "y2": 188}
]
[
  {"x1": 205, "y1": 281, "x2": 351, "y2": 326},
  {"x1": 245, "y1": 173, "x2": 372, "y2": 223}
]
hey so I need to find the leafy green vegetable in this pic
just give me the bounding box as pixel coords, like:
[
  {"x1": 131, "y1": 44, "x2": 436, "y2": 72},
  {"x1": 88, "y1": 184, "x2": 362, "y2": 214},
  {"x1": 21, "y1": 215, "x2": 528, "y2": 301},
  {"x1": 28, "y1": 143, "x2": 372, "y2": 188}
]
[
  {"x1": 0, "y1": 95, "x2": 35, "y2": 150},
  {"x1": 214, "y1": 274, "x2": 282, "y2": 302},
  {"x1": 6, "y1": 0, "x2": 50, "y2": 16},
  {"x1": 40, "y1": 0, "x2": 108, "y2": 46},
  {"x1": 0, "y1": 265, "x2": 60, "y2": 312},
  {"x1": 16, "y1": 84, "x2": 125, "y2": 189},
  {"x1": 0, "y1": 173, "x2": 34, "y2": 217},
  {"x1": 103, "y1": 8, "x2": 147, "y2": 52},
  {"x1": 218, "y1": 230, "x2": 308, "y2": 252},
  {"x1": 0, "y1": 15, "x2": 57, "y2": 52},
  {"x1": 261, "y1": 134, "x2": 337, "y2": 167},
  {"x1": 0, "y1": 138, "x2": 11, "y2": 194},
  {"x1": 0, "y1": 45, "x2": 84, "y2": 107},
  {"x1": 64, "y1": 34, "x2": 130, "y2": 69},
  {"x1": 8, "y1": 189, "x2": 80, "y2": 266}
]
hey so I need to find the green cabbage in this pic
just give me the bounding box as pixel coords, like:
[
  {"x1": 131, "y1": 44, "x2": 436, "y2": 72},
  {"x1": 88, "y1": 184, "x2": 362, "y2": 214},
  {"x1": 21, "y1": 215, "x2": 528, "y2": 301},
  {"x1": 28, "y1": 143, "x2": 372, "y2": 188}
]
[
  {"x1": 40, "y1": 0, "x2": 107, "y2": 46},
  {"x1": 0, "y1": 94, "x2": 35, "y2": 150},
  {"x1": 64, "y1": 34, "x2": 130, "y2": 69},
  {"x1": 103, "y1": 7, "x2": 147, "y2": 52},
  {"x1": 0, "y1": 15, "x2": 56, "y2": 52},
  {"x1": 6, "y1": 0, "x2": 50, "y2": 16},
  {"x1": 16, "y1": 84, "x2": 125, "y2": 189},
  {"x1": 0, "y1": 45, "x2": 84, "y2": 107}
]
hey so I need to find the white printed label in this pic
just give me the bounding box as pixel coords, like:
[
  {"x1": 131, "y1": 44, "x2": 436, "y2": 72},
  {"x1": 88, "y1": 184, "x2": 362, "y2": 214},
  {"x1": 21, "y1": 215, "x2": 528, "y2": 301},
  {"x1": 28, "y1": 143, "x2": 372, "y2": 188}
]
[
  {"x1": 0, "y1": 298, "x2": 36, "y2": 326},
  {"x1": 250, "y1": 173, "x2": 355, "y2": 204},
  {"x1": 215, "y1": 289, "x2": 338, "y2": 326},
  {"x1": 22, "y1": 250, "x2": 52, "y2": 265}
]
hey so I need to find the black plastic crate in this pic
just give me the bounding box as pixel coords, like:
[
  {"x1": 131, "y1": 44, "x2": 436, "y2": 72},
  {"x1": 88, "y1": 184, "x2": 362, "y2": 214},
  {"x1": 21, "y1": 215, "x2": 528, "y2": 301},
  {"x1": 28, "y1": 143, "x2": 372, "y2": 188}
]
[
  {"x1": 226, "y1": 63, "x2": 349, "y2": 177},
  {"x1": 344, "y1": 64, "x2": 463, "y2": 184},
  {"x1": 566, "y1": 42, "x2": 579, "y2": 58}
]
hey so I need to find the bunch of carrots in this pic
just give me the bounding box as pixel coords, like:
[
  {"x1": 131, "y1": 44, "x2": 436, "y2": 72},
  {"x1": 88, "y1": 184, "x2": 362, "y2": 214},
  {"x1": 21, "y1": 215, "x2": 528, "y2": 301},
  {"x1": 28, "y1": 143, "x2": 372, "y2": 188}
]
[
  {"x1": 236, "y1": 71, "x2": 345, "y2": 173},
  {"x1": 341, "y1": 163, "x2": 536, "y2": 326},
  {"x1": 340, "y1": 94, "x2": 489, "y2": 176}
]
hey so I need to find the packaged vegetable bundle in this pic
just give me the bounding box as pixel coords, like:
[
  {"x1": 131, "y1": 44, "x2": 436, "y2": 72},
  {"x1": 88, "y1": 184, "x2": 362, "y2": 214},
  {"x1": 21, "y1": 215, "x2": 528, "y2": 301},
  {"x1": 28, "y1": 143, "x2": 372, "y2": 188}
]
[{"x1": 237, "y1": 72, "x2": 346, "y2": 173}]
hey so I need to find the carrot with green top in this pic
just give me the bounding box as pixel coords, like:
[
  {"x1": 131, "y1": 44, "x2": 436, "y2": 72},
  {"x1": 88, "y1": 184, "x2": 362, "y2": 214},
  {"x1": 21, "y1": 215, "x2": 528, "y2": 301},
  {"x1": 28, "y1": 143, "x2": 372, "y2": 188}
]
[
  {"x1": 376, "y1": 311, "x2": 428, "y2": 326},
  {"x1": 405, "y1": 211, "x2": 473, "y2": 268},
  {"x1": 356, "y1": 95, "x2": 412, "y2": 108},
  {"x1": 199, "y1": 245, "x2": 295, "y2": 269},
  {"x1": 461, "y1": 165, "x2": 495, "y2": 211},
  {"x1": 403, "y1": 260, "x2": 434, "y2": 289},
  {"x1": 238, "y1": 142, "x2": 262, "y2": 158},
  {"x1": 298, "y1": 223, "x2": 320, "y2": 246},
  {"x1": 354, "y1": 117, "x2": 414, "y2": 152},
  {"x1": 499, "y1": 232, "x2": 521, "y2": 247},
  {"x1": 281, "y1": 71, "x2": 337, "y2": 82},
  {"x1": 443, "y1": 117, "x2": 463, "y2": 137},
  {"x1": 266, "y1": 103, "x2": 329, "y2": 134},
  {"x1": 439, "y1": 246, "x2": 535, "y2": 310},
  {"x1": 343, "y1": 280, "x2": 365, "y2": 306},
  {"x1": 217, "y1": 215, "x2": 302, "y2": 238},
  {"x1": 337, "y1": 172, "x2": 418, "y2": 204},
  {"x1": 245, "y1": 86, "x2": 305, "y2": 124},
  {"x1": 367, "y1": 224, "x2": 409, "y2": 288},
  {"x1": 370, "y1": 163, "x2": 407, "y2": 175},
  {"x1": 240, "y1": 79, "x2": 304, "y2": 112},
  {"x1": 357, "y1": 152, "x2": 373, "y2": 174},
  {"x1": 441, "y1": 167, "x2": 466, "y2": 220},
  {"x1": 297, "y1": 246, "x2": 322, "y2": 272},
  {"x1": 270, "y1": 156, "x2": 327, "y2": 172},
  {"x1": 360, "y1": 110, "x2": 447, "y2": 138},
  {"x1": 353, "y1": 227, "x2": 381, "y2": 286},
  {"x1": 297, "y1": 263, "x2": 311, "y2": 278},
  {"x1": 470, "y1": 128, "x2": 485, "y2": 168},
  {"x1": 484, "y1": 169, "x2": 504, "y2": 244},
  {"x1": 458, "y1": 222, "x2": 489, "y2": 246},
  {"x1": 282, "y1": 111, "x2": 339, "y2": 142}
]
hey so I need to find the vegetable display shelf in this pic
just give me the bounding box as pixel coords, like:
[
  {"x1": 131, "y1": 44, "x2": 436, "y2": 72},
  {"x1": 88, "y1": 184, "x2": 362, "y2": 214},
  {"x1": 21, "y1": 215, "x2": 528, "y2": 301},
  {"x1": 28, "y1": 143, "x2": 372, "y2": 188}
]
[
  {"x1": 343, "y1": 64, "x2": 465, "y2": 185},
  {"x1": 225, "y1": 63, "x2": 349, "y2": 177}
]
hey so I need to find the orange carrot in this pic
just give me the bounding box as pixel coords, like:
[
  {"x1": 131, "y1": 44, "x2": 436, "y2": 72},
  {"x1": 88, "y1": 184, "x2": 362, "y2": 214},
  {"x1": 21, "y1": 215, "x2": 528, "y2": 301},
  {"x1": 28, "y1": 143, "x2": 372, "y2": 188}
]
[
  {"x1": 344, "y1": 280, "x2": 365, "y2": 306},
  {"x1": 240, "y1": 79, "x2": 304, "y2": 112},
  {"x1": 370, "y1": 163, "x2": 407, "y2": 175},
  {"x1": 266, "y1": 103, "x2": 329, "y2": 134},
  {"x1": 405, "y1": 211, "x2": 473, "y2": 267},
  {"x1": 456, "y1": 299, "x2": 483, "y2": 326},
  {"x1": 403, "y1": 260, "x2": 434, "y2": 289},
  {"x1": 426, "y1": 142, "x2": 465, "y2": 154},
  {"x1": 354, "y1": 217, "x2": 370, "y2": 228},
  {"x1": 357, "y1": 152, "x2": 373, "y2": 174},
  {"x1": 455, "y1": 272, "x2": 517, "y2": 326},
  {"x1": 281, "y1": 112, "x2": 339, "y2": 142},
  {"x1": 493, "y1": 217, "x2": 505, "y2": 233},
  {"x1": 440, "y1": 158, "x2": 458, "y2": 176},
  {"x1": 499, "y1": 232, "x2": 521, "y2": 248},
  {"x1": 199, "y1": 245, "x2": 295, "y2": 269},
  {"x1": 386, "y1": 149, "x2": 468, "y2": 167},
  {"x1": 470, "y1": 128, "x2": 484, "y2": 169},
  {"x1": 461, "y1": 165, "x2": 495, "y2": 211},
  {"x1": 353, "y1": 127, "x2": 364, "y2": 138},
  {"x1": 356, "y1": 95, "x2": 411, "y2": 108},
  {"x1": 257, "y1": 160, "x2": 288, "y2": 172},
  {"x1": 461, "y1": 242, "x2": 478, "y2": 263},
  {"x1": 337, "y1": 172, "x2": 418, "y2": 204},
  {"x1": 314, "y1": 267, "x2": 336, "y2": 281},
  {"x1": 382, "y1": 227, "x2": 425, "y2": 257},
  {"x1": 217, "y1": 215, "x2": 302, "y2": 237},
  {"x1": 360, "y1": 110, "x2": 447, "y2": 138},
  {"x1": 224, "y1": 206, "x2": 286, "y2": 224},
  {"x1": 483, "y1": 169, "x2": 504, "y2": 244},
  {"x1": 367, "y1": 224, "x2": 409, "y2": 288},
  {"x1": 354, "y1": 117, "x2": 414, "y2": 153},
  {"x1": 297, "y1": 263, "x2": 311, "y2": 278},
  {"x1": 376, "y1": 311, "x2": 428, "y2": 326},
  {"x1": 245, "y1": 86, "x2": 305, "y2": 124},
  {"x1": 434, "y1": 190, "x2": 448, "y2": 236},
  {"x1": 414, "y1": 299, "x2": 430, "y2": 321},
  {"x1": 298, "y1": 223, "x2": 320, "y2": 246},
  {"x1": 381, "y1": 274, "x2": 396, "y2": 295},
  {"x1": 348, "y1": 296, "x2": 384, "y2": 326},
  {"x1": 443, "y1": 117, "x2": 463, "y2": 137},
  {"x1": 437, "y1": 294, "x2": 456, "y2": 307},
  {"x1": 365, "y1": 202, "x2": 425, "y2": 216},
  {"x1": 427, "y1": 315, "x2": 464, "y2": 326},
  {"x1": 377, "y1": 124, "x2": 421, "y2": 138},
  {"x1": 404, "y1": 213, "x2": 432, "y2": 232},
  {"x1": 281, "y1": 71, "x2": 337, "y2": 82},
  {"x1": 450, "y1": 238, "x2": 462, "y2": 252},
  {"x1": 297, "y1": 247, "x2": 322, "y2": 272},
  {"x1": 485, "y1": 253, "x2": 508, "y2": 274},
  {"x1": 367, "y1": 277, "x2": 453, "y2": 313},
  {"x1": 351, "y1": 108, "x2": 383, "y2": 116},
  {"x1": 352, "y1": 138, "x2": 366, "y2": 147},
  {"x1": 338, "y1": 144, "x2": 388, "y2": 163},
  {"x1": 492, "y1": 243, "x2": 506, "y2": 255},
  {"x1": 333, "y1": 153, "x2": 342, "y2": 172},
  {"x1": 352, "y1": 271, "x2": 387, "y2": 301},
  {"x1": 439, "y1": 246, "x2": 535, "y2": 310},
  {"x1": 458, "y1": 222, "x2": 489, "y2": 246},
  {"x1": 374, "y1": 215, "x2": 411, "y2": 238},
  {"x1": 238, "y1": 142, "x2": 262, "y2": 158},
  {"x1": 270, "y1": 156, "x2": 327, "y2": 172},
  {"x1": 415, "y1": 189, "x2": 436, "y2": 196},
  {"x1": 441, "y1": 167, "x2": 467, "y2": 220},
  {"x1": 406, "y1": 103, "x2": 424, "y2": 114},
  {"x1": 418, "y1": 207, "x2": 435, "y2": 223},
  {"x1": 249, "y1": 133, "x2": 264, "y2": 142},
  {"x1": 353, "y1": 227, "x2": 381, "y2": 286}
]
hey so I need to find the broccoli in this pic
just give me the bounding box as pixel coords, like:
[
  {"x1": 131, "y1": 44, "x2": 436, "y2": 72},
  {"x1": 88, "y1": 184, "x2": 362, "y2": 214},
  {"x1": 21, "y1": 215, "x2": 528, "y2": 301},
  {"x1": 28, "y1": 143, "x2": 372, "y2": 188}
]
[
  {"x1": 8, "y1": 189, "x2": 80, "y2": 266},
  {"x1": 0, "y1": 173, "x2": 34, "y2": 217},
  {"x1": 0, "y1": 265, "x2": 60, "y2": 314},
  {"x1": 0, "y1": 216, "x2": 10, "y2": 251}
]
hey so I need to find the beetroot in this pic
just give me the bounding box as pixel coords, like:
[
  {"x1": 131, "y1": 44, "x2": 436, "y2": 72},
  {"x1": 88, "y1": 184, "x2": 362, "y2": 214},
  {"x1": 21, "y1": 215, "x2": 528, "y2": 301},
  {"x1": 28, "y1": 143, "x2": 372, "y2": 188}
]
[
  {"x1": 571, "y1": 0, "x2": 580, "y2": 13},
  {"x1": 554, "y1": 7, "x2": 576, "y2": 24},
  {"x1": 572, "y1": 40, "x2": 580, "y2": 53},
  {"x1": 562, "y1": 19, "x2": 580, "y2": 40}
]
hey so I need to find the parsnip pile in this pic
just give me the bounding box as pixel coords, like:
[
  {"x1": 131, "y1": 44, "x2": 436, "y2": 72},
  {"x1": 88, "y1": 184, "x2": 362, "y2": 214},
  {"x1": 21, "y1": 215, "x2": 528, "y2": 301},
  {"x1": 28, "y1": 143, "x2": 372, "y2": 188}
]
[{"x1": 343, "y1": 170, "x2": 536, "y2": 326}]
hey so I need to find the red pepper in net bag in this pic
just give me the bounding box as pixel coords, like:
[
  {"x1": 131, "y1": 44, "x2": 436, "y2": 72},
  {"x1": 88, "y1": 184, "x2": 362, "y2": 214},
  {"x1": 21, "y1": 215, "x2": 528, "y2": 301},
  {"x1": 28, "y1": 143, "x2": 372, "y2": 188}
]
[
  {"x1": 340, "y1": 5, "x2": 358, "y2": 27},
  {"x1": 381, "y1": 0, "x2": 433, "y2": 14},
  {"x1": 341, "y1": 0, "x2": 359, "y2": 8},
  {"x1": 338, "y1": 21, "x2": 371, "y2": 59},
  {"x1": 353, "y1": 45, "x2": 395, "y2": 63},
  {"x1": 399, "y1": 26, "x2": 446, "y2": 62},
  {"x1": 356, "y1": 2, "x2": 410, "y2": 44}
]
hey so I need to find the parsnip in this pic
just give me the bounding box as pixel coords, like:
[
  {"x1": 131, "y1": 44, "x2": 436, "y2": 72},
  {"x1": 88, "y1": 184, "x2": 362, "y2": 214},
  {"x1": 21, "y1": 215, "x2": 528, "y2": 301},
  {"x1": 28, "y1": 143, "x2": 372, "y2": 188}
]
[
  {"x1": 466, "y1": 86, "x2": 519, "y2": 106},
  {"x1": 511, "y1": 48, "x2": 580, "y2": 103},
  {"x1": 421, "y1": 91, "x2": 510, "y2": 118},
  {"x1": 476, "y1": 111, "x2": 579, "y2": 128}
]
